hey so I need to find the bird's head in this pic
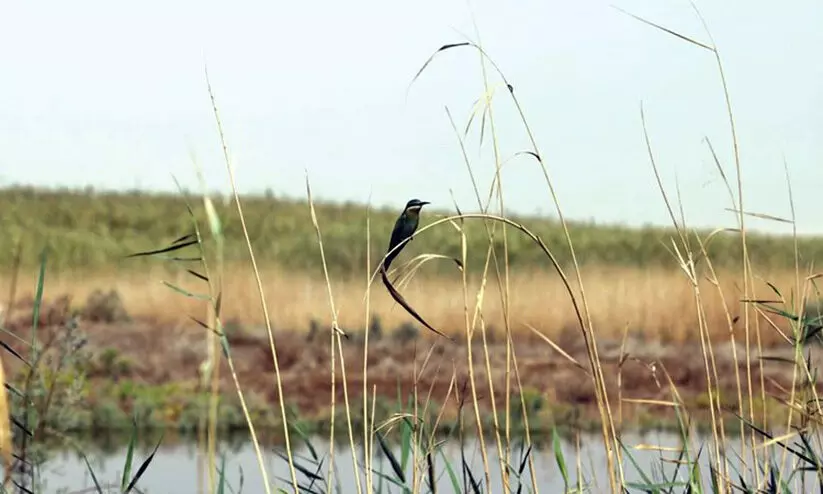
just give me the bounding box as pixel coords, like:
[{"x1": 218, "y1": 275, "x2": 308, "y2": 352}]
[{"x1": 404, "y1": 199, "x2": 430, "y2": 214}]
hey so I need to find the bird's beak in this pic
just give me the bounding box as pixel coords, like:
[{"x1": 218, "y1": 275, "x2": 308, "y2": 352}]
[{"x1": 420, "y1": 201, "x2": 431, "y2": 206}]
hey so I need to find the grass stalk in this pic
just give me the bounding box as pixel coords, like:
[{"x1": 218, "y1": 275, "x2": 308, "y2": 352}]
[
  {"x1": 469, "y1": 17, "x2": 516, "y2": 492},
  {"x1": 640, "y1": 105, "x2": 727, "y2": 487},
  {"x1": 491, "y1": 52, "x2": 624, "y2": 492},
  {"x1": 204, "y1": 69, "x2": 299, "y2": 492},
  {"x1": 694, "y1": 6, "x2": 761, "y2": 483},
  {"x1": 306, "y1": 178, "x2": 363, "y2": 494},
  {"x1": 457, "y1": 215, "x2": 494, "y2": 491},
  {"x1": 206, "y1": 225, "x2": 222, "y2": 494},
  {"x1": 363, "y1": 202, "x2": 374, "y2": 494}
]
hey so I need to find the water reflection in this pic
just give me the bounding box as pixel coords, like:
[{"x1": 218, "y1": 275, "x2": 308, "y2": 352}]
[{"x1": 16, "y1": 430, "x2": 822, "y2": 493}]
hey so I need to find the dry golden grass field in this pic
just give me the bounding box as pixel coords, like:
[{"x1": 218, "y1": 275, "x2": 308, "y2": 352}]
[{"x1": 2, "y1": 262, "x2": 807, "y2": 347}]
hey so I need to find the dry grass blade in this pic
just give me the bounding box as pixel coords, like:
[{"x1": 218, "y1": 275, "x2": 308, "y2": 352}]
[
  {"x1": 755, "y1": 431, "x2": 800, "y2": 450},
  {"x1": 408, "y1": 42, "x2": 472, "y2": 93},
  {"x1": 524, "y1": 323, "x2": 589, "y2": 375},
  {"x1": 0, "y1": 352, "x2": 11, "y2": 490},
  {"x1": 611, "y1": 5, "x2": 715, "y2": 52},
  {"x1": 757, "y1": 356, "x2": 797, "y2": 366},
  {"x1": 700, "y1": 227, "x2": 741, "y2": 253},
  {"x1": 723, "y1": 208, "x2": 793, "y2": 224},
  {"x1": 705, "y1": 136, "x2": 738, "y2": 206},
  {"x1": 305, "y1": 175, "x2": 363, "y2": 494},
  {"x1": 621, "y1": 398, "x2": 679, "y2": 407},
  {"x1": 640, "y1": 103, "x2": 686, "y2": 246},
  {"x1": 408, "y1": 38, "x2": 510, "y2": 98},
  {"x1": 204, "y1": 66, "x2": 291, "y2": 493},
  {"x1": 633, "y1": 444, "x2": 682, "y2": 453},
  {"x1": 391, "y1": 253, "x2": 464, "y2": 289}
]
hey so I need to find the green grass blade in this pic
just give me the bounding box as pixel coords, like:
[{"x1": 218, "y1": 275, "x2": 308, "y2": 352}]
[
  {"x1": 124, "y1": 431, "x2": 164, "y2": 493},
  {"x1": 219, "y1": 332, "x2": 232, "y2": 360},
  {"x1": 400, "y1": 396, "x2": 413, "y2": 473},
  {"x1": 0, "y1": 340, "x2": 27, "y2": 366},
  {"x1": 120, "y1": 415, "x2": 138, "y2": 491},
  {"x1": 274, "y1": 451, "x2": 323, "y2": 482},
  {"x1": 125, "y1": 237, "x2": 199, "y2": 258},
  {"x1": 30, "y1": 248, "x2": 47, "y2": 348},
  {"x1": 439, "y1": 449, "x2": 461, "y2": 494},
  {"x1": 80, "y1": 453, "x2": 104, "y2": 494},
  {"x1": 289, "y1": 420, "x2": 319, "y2": 462},
  {"x1": 620, "y1": 439, "x2": 658, "y2": 493},
  {"x1": 427, "y1": 451, "x2": 436, "y2": 494},
  {"x1": 186, "y1": 268, "x2": 209, "y2": 282},
  {"x1": 690, "y1": 451, "x2": 704, "y2": 494},
  {"x1": 217, "y1": 454, "x2": 226, "y2": 494},
  {"x1": 368, "y1": 467, "x2": 408, "y2": 491},
  {"x1": 376, "y1": 455, "x2": 385, "y2": 494},
  {"x1": 463, "y1": 458, "x2": 482, "y2": 494},
  {"x1": 375, "y1": 430, "x2": 406, "y2": 485},
  {"x1": 552, "y1": 428, "x2": 569, "y2": 492},
  {"x1": 161, "y1": 281, "x2": 211, "y2": 300},
  {"x1": 400, "y1": 419, "x2": 412, "y2": 474}
]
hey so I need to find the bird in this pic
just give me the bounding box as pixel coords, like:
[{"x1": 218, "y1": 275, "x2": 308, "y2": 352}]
[
  {"x1": 382, "y1": 198, "x2": 430, "y2": 272},
  {"x1": 378, "y1": 199, "x2": 452, "y2": 342}
]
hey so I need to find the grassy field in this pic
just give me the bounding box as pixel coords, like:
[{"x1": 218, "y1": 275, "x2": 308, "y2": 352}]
[
  {"x1": 0, "y1": 186, "x2": 820, "y2": 346},
  {"x1": 1, "y1": 185, "x2": 821, "y2": 274}
]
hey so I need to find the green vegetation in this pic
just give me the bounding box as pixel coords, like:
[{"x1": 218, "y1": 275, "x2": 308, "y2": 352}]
[{"x1": 0, "y1": 185, "x2": 819, "y2": 275}]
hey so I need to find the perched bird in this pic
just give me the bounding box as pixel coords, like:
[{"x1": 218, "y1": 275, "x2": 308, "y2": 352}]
[
  {"x1": 379, "y1": 199, "x2": 452, "y2": 342},
  {"x1": 382, "y1": 198, "x2": 430, "y2": 271}
]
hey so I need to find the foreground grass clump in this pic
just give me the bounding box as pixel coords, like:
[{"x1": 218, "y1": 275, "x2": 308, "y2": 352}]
[{"x1": 0, "y1": 186, "x2": 821, "y2": 275}]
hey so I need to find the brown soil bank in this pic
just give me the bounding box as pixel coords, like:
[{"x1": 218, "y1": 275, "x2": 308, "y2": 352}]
[{"x1": 4, "y1": 298, "x2": 821, "y2": 436}]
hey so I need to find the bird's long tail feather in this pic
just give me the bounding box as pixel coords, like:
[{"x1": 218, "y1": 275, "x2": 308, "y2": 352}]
[{"x1": 380, "y1": 265, "x2": 453, "y2": 342}]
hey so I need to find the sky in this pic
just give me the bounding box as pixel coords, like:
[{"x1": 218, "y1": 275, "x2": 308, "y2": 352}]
[{"x1": 0, "y1": 0, "x2": 820, "y2": 235}]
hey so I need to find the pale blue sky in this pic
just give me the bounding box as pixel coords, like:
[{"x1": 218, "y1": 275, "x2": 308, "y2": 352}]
[{"x1": 0, "y1": 0, "x2": 820, "y2": 234}]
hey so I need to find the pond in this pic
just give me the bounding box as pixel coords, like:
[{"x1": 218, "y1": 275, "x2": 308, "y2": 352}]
[{"x1": 20, "y1": 430, "x2": 820, "y2": 493}]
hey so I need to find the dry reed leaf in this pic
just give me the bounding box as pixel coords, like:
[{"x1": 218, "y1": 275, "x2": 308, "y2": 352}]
[
  {"x1": 376, "y1": 413, "x2": 416, "y2": 434},
  {"x1": 659, "y1": 457, "x2": 693, "y2": 465},
  {"x1": 633, "y1": 444, "x2": 682, "y2": 453},
  {"x1": 524, "y1": 323, "x2": 589, "y2": 375},
  {"x1": 394, "y1": 254, "x2": 463, "y2": 288},
  {"x1": 0, "y1": 353, "x2": 12, "y2": 488},
  {"x1": 723, "y1": 208, "x2": 793, "y2": 225},
  {"x1": 756, "y1": 431, "x2": 800, "y2": 450},
  {"x1": 621, "y1": 398, "x2": 679, "y2": 407},
  {"x1": 611, "y1": 6, "x2": 715, "y2": 51}
]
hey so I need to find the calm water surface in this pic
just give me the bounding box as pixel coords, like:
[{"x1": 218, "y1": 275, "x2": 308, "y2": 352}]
[{"x1": 23, "y1": 431, "x2": 820, "y2": 493}]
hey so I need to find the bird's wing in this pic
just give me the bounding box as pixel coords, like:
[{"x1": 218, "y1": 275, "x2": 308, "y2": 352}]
[{"x1": 383, "y1": 218, "x2": 409, "y2": 269}]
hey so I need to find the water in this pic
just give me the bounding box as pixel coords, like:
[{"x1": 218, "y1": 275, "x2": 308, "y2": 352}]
[{"x1": 20, "y1": 431, "x2": 822, "y2": 493}]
